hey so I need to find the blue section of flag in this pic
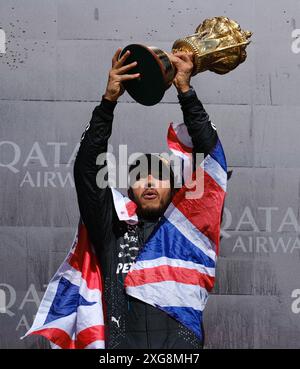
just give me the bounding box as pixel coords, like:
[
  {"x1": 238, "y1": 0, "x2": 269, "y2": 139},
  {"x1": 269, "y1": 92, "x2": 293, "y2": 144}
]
[
  {"x1": 210, "y1": 138, "x2": 227, "y2": 172},
  {"x1": 157, "y1": 305, "x2": 203, "y2": 341},
  {"x1": 44, "y1": 277, "x2": 96, "y2": 325},
  {"x1": 136, "y1": 216, "x2": 215, "y2": 268}
]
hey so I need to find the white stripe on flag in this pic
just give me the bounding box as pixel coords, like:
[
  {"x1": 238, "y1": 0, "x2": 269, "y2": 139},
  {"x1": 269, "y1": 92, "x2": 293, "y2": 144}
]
[
  {"x1": 171, "y1": 122, "x2": 193, "y2": 148},
  {"x1": 169, "y1": 148, "x2": 193, "y2": 183},
  {"x1": 126, "y1": 281, "x2": 208, "y2": 311},
  {"x1": 76, "y1": 302, "x2": 104, "y2": 333},
  {"x1": 131, "y1": 256, "x2": 215, "y2": 277},
  {"x1": 31, "y1": 312, "x2": 77, "y2": 335},
  {"x1": 165, "y1": 203, "x2": 217, "y2": 261},
  {"x1": 25, "y1": 300, "x2": 103, "y2": 337},
  {"x1": 201, "y1": 154, "x2": 227, "y2": 192}
]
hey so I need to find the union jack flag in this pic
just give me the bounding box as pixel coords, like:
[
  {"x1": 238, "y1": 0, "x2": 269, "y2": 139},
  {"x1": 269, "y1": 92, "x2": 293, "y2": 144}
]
[
  {"x1": 125, "y1": 122, "x2": 227, "y2": 341},
  {"x1": 22, "y1": 221, "x2": 105, "y2": 348},
  {"x1": 22, "y1": 121, "x2": 227, "y2": 348}
]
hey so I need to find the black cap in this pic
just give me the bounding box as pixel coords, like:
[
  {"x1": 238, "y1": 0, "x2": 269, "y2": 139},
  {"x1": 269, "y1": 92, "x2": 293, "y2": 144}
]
[{"x1": 128, "y1": 153, "x2": 174, "y2": 188}]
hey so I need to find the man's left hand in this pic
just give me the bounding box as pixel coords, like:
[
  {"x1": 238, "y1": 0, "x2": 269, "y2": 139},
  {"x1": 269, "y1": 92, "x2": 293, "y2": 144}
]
[{"x1": 168, "y1": 51, "x2": 194, "y2": 93}]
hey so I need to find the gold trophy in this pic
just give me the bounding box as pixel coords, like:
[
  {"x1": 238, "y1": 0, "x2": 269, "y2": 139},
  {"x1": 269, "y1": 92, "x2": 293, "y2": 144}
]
[{"x1": 119, "y1": 16, "x2": 252, "y2": 106}]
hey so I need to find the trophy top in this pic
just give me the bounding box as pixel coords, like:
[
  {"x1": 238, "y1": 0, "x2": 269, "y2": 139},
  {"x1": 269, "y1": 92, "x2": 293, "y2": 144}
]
[
  {"x1": 194, "y1": 16, "x2": 252, "y2": 44},
  {"x1": 172, "y1": 16, "x2": 252, "y2": 75}
]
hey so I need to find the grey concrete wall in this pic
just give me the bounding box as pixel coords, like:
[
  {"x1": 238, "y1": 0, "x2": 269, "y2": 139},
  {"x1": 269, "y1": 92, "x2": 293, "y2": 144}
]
[{"x1": 0, "y1": 0, "x2": 300, "y2": 349}]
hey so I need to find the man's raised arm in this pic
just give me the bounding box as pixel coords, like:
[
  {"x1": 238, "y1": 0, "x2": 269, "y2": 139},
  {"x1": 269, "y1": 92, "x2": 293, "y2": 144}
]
[
  {"x1": 74, "y1": 96, "x2": 117, "y2": 248},
  {"x1": 73, "y1": 48, "x2": 140, "y2": 248},
  {"x1": 168, "y1": 51, "x2": 218, "y2": 157},
  {"x1": 178, "y1": 87, "x2": 218, "y2": 157}
]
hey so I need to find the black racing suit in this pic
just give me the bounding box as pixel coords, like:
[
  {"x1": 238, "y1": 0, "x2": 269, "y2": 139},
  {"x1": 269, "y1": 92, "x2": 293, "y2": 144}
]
[{"x1": 73, "y1": 88, "x2": 218, "y2": 349}]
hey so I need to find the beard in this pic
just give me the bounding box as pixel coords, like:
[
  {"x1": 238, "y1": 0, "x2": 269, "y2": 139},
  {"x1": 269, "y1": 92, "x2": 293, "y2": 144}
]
[
  {"x1": 136, "y1": 202, "x2": 165, "y2": 221},
  {"x1": 133, "y1": 193, "x2": 172, "y2": 221}
]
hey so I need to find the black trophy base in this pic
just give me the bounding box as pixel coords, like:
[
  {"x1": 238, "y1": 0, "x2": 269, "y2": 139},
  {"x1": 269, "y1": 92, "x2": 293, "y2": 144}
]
[{"x1": 119, "y1": 44, "x2": 174, "y2": 106}]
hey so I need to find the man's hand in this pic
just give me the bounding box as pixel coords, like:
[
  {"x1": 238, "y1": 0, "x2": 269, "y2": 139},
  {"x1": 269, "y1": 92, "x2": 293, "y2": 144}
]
[
  {"x1": 168, "y1": 51, "x2": 194, "y2": 93},
  {"x1": 103, "y1": 48, "x2": 140, "y2": 102}
]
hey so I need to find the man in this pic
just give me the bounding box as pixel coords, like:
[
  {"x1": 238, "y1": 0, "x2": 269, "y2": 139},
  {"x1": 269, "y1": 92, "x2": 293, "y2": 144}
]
[{"x1": 73, "y1": 48, "x2": 218, "y2": 349}]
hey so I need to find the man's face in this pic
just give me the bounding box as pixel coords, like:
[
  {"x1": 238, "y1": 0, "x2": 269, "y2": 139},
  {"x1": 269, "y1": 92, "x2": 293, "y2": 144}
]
[{"x1": 130, "y1": 174, "x2": 173, "y2": 220}]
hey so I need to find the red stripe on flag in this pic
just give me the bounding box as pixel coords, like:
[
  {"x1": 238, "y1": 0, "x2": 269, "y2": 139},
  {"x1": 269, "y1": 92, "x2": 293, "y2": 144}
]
[
  {"x1": 31, "y1": 325, "x2": 105, "y2": 349},
  {"x1": 76, "y1": 325, "x2": 105, "y2": 349},
  {"x1": 68, "y1": 223, "x2": 103, "y2": 291},
  {"x1": 172, "y1": 168, "x2": 226, "y2": 254},
  {"x1": 167, "y1": 124, "x2": 193, "y2": 154},
  {"x1": 30, "y1": 328, "x2": 75, "y2": 349},
  {"x1": 125, "y1": 265, "x2": 215, "y2": 291}
]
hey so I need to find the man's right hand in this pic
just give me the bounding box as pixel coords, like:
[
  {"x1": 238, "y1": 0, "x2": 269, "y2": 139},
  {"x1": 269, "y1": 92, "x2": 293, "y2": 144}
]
[{"x1": 103, "y1": 48, "x2": 140, "y2": 102}]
